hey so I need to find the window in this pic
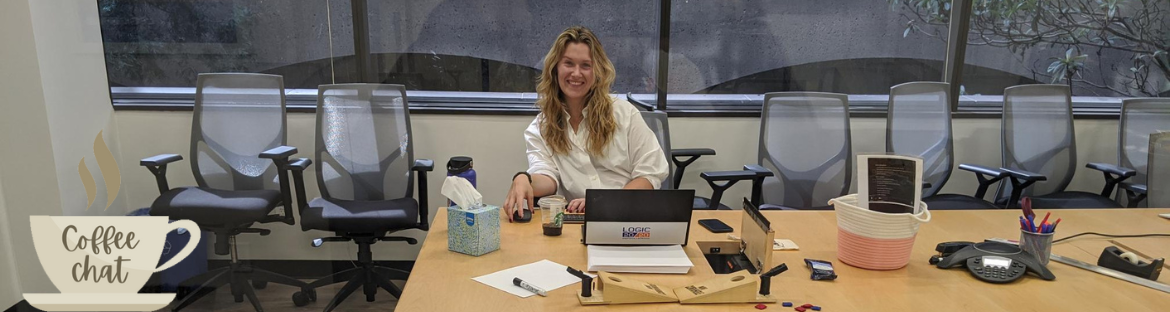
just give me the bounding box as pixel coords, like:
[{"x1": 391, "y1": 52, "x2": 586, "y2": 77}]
[
  {"x1": 99, "y1": 0, "x2": 356, "y2": 91},
  {"x1": 99, "y1": 0, "x2": 1165, "y2": 114},
  {"x1": 897, "y1": 0, "x2": 1169, "y2": 109},
  {"x1": 666, "y1": 0, "x2": 950, "y2": 111},
  {"x1": 363, "y1": 0, "x2": 660, "y2": 108},
  {"x1": 100, "y1": 0, "x2": 661, "y2": 110}
]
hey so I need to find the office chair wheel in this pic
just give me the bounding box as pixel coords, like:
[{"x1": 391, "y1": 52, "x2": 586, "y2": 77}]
[
  {"x1": 292, "y1": 289, "x2": 315, "y2": 307},
  {"x1": 251, "y1": 280, "x2": 268, "y2": 289}
]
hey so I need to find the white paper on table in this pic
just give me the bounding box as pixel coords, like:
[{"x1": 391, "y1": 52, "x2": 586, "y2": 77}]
[
  {"x1": 586, "y1": 245, "x2": 693, "y2": 274},
  {"x1": 472, "y1": 259, "x2": 591, "y2": 298}
]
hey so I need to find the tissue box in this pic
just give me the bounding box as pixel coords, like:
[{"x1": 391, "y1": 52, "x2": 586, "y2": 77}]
[{"x1": 447, "y1": 205, "x2": 500, "y2": 256}]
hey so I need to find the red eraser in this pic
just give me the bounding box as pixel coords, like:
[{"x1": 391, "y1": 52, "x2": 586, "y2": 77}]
[
  {"x1": 802, "y1": 304, "x2": 814, "y2": 308},
  {"x1": 755, "y1": 304, "x2": 767, "y2": 310},
  {"x1": 795, "y1": 307, "x2": 807, "y2": 312}
]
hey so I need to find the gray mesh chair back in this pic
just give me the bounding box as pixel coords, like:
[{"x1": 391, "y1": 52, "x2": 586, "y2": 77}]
[
  {"x1": 887, "y1": 82, "x2": 953, "y2": 197},
  {"x1": 759, "y1": 92, "x2": 851, "y2": 209},
  {"x1": 315, "y1": 84, "x2": 414, "y2": 201},
  {"x1": 192, "y1": 73, "x2": 286, "y2": 191},
  {"x1": 641, "y1": 110, "x2": 673, "y2": 190},
  {"x1": 996, "y1": 85, "x2": 1075, "y2": 203},
  {"x1": 1119, "y1": 98, "x2": 1170, "y2": 203},
  {"x1": 1149, "y1": 132, "x2": 1170, "y2": 207}
]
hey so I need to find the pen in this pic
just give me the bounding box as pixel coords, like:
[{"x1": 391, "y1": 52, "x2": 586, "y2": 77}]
[
  {"x1": 1041, "y1": 212, "x2": 1051, "y2": 227},
  {"x1": 513, "y1": 277, "x2": 547, "y2": 297}
]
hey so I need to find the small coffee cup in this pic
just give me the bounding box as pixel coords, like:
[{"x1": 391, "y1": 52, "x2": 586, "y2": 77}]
[{"x1": 30, "y1": 216, "x2": 200, "y2": 294}]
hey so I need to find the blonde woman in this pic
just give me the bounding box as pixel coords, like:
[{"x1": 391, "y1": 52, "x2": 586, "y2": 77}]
[{"x1": 503, "y1": 26, "x2": 668, "y2": 222}]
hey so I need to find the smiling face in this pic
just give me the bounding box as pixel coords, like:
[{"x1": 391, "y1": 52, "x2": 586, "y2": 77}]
[{"x1": 557, "y1": 42, "x2": 595, "y2": 105}]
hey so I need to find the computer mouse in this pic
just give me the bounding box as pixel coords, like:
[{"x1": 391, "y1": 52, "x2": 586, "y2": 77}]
[{"x1": 513, "y1": 208, "x2": 532, "y2": 223}]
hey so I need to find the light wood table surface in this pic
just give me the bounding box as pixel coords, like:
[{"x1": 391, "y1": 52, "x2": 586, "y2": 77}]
[{"x1": 395, "y1": 208, "x2": 1170, "y2": 311}]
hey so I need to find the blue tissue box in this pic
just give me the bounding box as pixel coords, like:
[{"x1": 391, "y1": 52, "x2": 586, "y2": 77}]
[{"x1": 447, "y1": 205, "x2": 500, "y2": 256}]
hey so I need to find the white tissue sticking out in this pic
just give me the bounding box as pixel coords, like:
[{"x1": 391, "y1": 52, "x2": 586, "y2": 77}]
[{"x1": 441, "y1": 176, "x2": 483, "y2": 210}]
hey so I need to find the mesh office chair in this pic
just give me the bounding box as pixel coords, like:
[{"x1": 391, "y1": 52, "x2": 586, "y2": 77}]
[
  {"x1": 701, "y1": 92, "x2": 851, "y2": 210},
  {"x1": 995, "y1": 85, "x2": 1127, "y2": 208},
  {"x1": 628, "y1": 94, "x2": 722, "y2": 209},
  {"x1": 1116, "y1": 99, "x2": 1170, "y2": 207},
  {"x1": 1122, "y1": 132, "x2": 1170, "y2": 208},
  {"x1": 287, "y1": 84, "x2": 433, "y2": 312},
  {"x1": 886, "y1": 82, "x2": 1006, "y2": 209},
  {"x1": 140, "y1": 73, "x2": 310, "y2": 312}
]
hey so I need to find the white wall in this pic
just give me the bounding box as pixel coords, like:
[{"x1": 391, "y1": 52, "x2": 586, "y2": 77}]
[
  {"x1": 0, "y1": 174, "x2": 19, "y2": 312},
  {"x1": 0, "y1": 0, "x2": 123, "y2": 299},
  {"x1": 114, "y1": 111, "x2": 1120, "y2": 261},
  {"x1": 29, "y1": 0, "x2": 124, "y2": 216}
]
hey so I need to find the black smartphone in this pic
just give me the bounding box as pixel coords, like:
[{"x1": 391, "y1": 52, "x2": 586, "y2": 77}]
[{"x1": 698, "y1": 219, "x2": 733, "y2": 233}]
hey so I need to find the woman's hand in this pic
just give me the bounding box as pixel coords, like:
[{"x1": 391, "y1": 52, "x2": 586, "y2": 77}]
[
  {"x1": 504, "y1": 175, "x2": 534, "y2": 222},
  {"x1": 567, "y1": 198, "x2": 586, "y2": 213}
]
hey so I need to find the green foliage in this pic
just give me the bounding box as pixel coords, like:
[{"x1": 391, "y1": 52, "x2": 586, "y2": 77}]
[{"x1": 892, "y1": 0, "x2": 1170, "y2": 96}]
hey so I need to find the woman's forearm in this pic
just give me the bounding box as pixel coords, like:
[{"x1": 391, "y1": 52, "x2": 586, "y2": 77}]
[
  {"x1": 623, "y1": 177, "x2": 655, "y2": 190},
  {"x1": 531, "y1": 173, "x2": 559, "y2": 197}
]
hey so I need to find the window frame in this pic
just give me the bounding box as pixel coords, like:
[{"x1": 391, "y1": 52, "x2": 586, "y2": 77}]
[{"x1": 103, "y1": 0, "x2": 1136, "y2": 119}]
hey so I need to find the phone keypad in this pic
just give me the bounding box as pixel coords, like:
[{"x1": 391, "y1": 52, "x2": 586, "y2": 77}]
[{"x1": 967, "y1": 256, "x2": 1026, "y2": 283}]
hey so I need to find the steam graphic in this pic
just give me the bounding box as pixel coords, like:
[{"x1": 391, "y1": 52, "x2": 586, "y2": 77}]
[{"x1": 78, "y1": 130, "x2": 121, "y2": 210}]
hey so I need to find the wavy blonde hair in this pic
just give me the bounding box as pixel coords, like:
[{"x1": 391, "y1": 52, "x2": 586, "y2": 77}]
[{"x1": 536, "y1": 26, "x2": 617, "y2": 156}]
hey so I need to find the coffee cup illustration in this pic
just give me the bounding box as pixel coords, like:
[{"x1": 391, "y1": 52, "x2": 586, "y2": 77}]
[{"x1": 23, "y1": 215, "x2": 200, "y2": 311}]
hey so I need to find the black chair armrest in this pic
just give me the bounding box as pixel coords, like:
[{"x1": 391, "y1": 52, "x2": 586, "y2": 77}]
[
  {"x1": 1000, "y1": 168, "x2": 1048, "y2": 209},
  {"x1": 140, "y1": 154, "x2": 182, "y2": 167},
  {"x1": 1086, "y1": 162, "x2": 1136, "y2": 177},
  {"x1": 958, "y1": 164, "x2": 1006, "y2": 178},
  {"x1": 958, "y1": 164, "x2": 1008, "y2": 199},
  {"x1": 1120, "y1": 182, "x2": 1147, "y2": 195},
  {"x1": 1086, "y1": 162, "x2": 1136, "y2": 197},
  {"x1": 413, "y1": 159, "x2": 434, "y2": 172},
  {"x1": 286, "y1": 158, "x2": 313, "y2": 224},
  {"x1": 1001, "y1": 168, "x2": 1048, "y2": 182},
  {"x1": 742, "y1": 164, "x2": 775, "y2": 177},
  {"x1": 700, "y1": 169, "x2": 767, "y2": 210},
  {"x1": 259, "y1": 146, "x2": 299, "y2": 225},
  {"x1": 673, "y1": 148, "x2": 716, "y2": 157},
  {"x1": 626, "y1": 92, "x2": 655, "y2": 111},
  {"x1": 260, "y1": 146, "x2": 298, "y2": 159},
  {"x1": 413, "y1": 159, "x2": 433, "y2": 230},
  {"x1": 701, "y1": 170, "x2": 759, "y2": 181},
  {"x1": 139, "y1": 154, "x2": 183, "y2": 194},
  {"x1": 289, "y1": 158, "x2": 313, "y2": 171},
  {"x1": 1119, "y1": 182, "x2": 1147, "y2": 208},
  {"x1": 922, "y1": 182, "x2": 933, "y2": 189},
  {"x1": 669, "y1": 148, "x2": 717, "y2": 190}
]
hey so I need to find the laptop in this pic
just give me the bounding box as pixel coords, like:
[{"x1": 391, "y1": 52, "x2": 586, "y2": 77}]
[{"x1": 581, "y1": 189, "x2": 695, "y2": 246}]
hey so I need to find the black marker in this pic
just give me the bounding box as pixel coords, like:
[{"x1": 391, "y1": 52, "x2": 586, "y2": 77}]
[{"x1": 513, "y1": 277, "x2": 547, "y2": 297}]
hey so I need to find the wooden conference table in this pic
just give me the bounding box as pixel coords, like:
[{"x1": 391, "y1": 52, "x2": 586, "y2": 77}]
[{"x1": 396, "y1": 208, "x2": 1170, "y2": 311}]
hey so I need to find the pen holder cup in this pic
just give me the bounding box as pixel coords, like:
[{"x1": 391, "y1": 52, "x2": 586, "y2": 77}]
[
  {"x1": 1019, "y1": 230, "x2": 1054, "y2": 266},
  {"x1": 830, "y1": 194, "x2": 931, "y2": 270}
]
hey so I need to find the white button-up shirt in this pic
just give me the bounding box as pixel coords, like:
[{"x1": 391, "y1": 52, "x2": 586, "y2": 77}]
[{"x1": 525, "y1": 97, "x2": 669, "y2": 200}]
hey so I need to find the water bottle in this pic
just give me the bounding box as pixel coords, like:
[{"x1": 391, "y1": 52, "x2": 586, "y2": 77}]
[{"x1": 446, "y1": 156, "x2": 476, "y2": 207}]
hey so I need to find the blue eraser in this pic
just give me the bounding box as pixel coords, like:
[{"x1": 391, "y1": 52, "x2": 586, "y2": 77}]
[
  {"x1": 812, "y1": 306, "x2": 821, "y2": 311},
  {"x1": 782, "y1": 302, "x2": 793, "y2": 307}
]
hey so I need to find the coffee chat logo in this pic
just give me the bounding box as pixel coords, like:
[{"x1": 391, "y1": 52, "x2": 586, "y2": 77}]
[
  {"x1": 621, "y1": 227, "x2": 651, "y2": 239},
  {"x1": 22, "y1": 132, "x2": 201, "y2": 312}
]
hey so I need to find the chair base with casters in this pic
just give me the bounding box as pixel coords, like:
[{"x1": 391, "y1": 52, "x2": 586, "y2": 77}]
[
  {"x1": 167, "y1": 229, "x2": 312, "y2": 312},
  {"x1": 293, "y1": 235, "x2": 416, "y2": 312}
]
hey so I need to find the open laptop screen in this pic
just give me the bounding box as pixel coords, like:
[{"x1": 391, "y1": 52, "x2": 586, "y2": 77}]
[{"x1": 583, "y1": 189, "x2": 695, "y2": 245}]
